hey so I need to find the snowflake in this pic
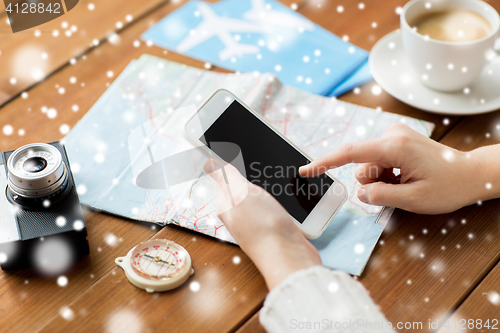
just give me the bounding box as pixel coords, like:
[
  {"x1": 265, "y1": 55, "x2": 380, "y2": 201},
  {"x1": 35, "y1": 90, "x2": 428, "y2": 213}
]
[
  {"x1": 354, "y1": 243, "x2": 365, "y2": 254},
  {"x1": 60, "y1": 307, "x2": 75, "y2": 321},
  {"x1": 108, "y1": 33, "x2": 120, "y2": 45},
  {"x1": 105, "y1": 233, "x2": 118, "y2": 246},
  {"x1": 73, "y1": 220, "x2": 84, "y2": 231},
  {"x1": 47, "y1": 108, "x2": 57, "y2": 119},
  {"x1": 34, "y1": 238, "x2": 73, "y2": 274},
  {"x1": 190, "y1": 281, "x2": 200, "y2": 292},
  {"x1": 356, "y1": 126, "x2": 366, "y2": 136},
  {"x1": 442, "y1": 150, "x2": 455, "y2": 162},
  {"x1": 2, "y1": 125, "x2": 13, "y2": 136},
  {"x1": 94, "y1": 153, "x2": 105, "y2": 163},
  {"x1": 77, "y1": 184, "x2": 87, "y2": 195},
  {"x1": 56, "y1": 216, "x2": 67, "y2": 227},
  {"x1": 371, "y1": 85, "x2": 382, "y2": 95},
  {"x1": 106, "y1": 309, "x2": 143, "y2": 333},
  {"x1": 328, "y1": 282, "x2": 339, "y2": 293},
  {"x1": 57, "y1": 276, "x2": 68, "y2": 287},
  {"x1": 488, "y1": 291, "x2": 500, "y2": 306}
]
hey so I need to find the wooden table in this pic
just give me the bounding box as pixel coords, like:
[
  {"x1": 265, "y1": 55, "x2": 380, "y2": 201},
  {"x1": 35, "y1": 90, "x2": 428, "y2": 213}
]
[{"x1": 1, "y1": 0, "x2": 499, "y2": 332}]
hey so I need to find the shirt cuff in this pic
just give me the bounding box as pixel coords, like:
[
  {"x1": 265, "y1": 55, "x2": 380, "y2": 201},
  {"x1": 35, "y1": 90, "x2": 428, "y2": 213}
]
[{"x1": 259, "y1": 265, "x2": 395, "y2": 333}]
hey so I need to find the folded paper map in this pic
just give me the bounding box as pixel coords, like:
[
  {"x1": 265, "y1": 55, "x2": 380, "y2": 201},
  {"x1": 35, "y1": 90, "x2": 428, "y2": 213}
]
[{"x1": 64, "y1": 54, "x2": 434, "y2": 275}]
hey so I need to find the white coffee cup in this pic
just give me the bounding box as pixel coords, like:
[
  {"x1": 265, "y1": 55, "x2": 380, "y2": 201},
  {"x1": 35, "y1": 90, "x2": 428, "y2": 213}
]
[{"x1": 401, "y1": 0, "x2": 500, "y2": 92}]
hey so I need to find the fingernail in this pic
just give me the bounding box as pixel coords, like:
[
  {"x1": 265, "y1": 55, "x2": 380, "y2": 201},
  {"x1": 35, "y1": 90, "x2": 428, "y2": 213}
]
[
  {"x1": 213, "y1": 158, "x2": 226, "y2": 169},
  {"x1": 358, "y1": 187, "x2": 369, "y2": 204},
  {"x1": 204, "y1": 158, "x2": 215, "y2": 174},
  {"x1": 299, "y1": 166, "x2": 306, "y2": 173}
]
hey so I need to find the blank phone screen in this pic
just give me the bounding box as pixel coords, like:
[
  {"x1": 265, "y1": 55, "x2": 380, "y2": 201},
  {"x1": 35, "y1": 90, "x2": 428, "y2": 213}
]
[{"x1": 200, "y1": 100, "x2": 333, "y2": 223}]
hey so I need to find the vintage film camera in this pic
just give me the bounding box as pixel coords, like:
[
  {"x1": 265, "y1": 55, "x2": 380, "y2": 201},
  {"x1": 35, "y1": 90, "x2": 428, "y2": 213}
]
[{"x1": 0, "y1": 142, "x2": 89, "y2": 271}]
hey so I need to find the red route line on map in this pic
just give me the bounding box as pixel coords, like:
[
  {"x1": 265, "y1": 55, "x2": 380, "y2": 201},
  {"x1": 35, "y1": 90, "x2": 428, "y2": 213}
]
[{"x1": 133, "y1": 82, "x2": 186, "y2": 148}]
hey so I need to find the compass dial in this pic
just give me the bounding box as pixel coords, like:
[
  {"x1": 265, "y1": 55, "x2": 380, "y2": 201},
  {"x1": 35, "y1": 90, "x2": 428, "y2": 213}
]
[{"x1": 130, "y1": 239, "x2": 187, "y2": 280}]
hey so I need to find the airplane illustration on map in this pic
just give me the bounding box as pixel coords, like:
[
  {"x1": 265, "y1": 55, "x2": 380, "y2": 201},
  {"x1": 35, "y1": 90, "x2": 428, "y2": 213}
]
[
  {"x1": 176, "y1": 0, "x2": 316, "y2": 61},
  {"x1": 243, "y1": 0, "x2": 315, "y2": 30}
]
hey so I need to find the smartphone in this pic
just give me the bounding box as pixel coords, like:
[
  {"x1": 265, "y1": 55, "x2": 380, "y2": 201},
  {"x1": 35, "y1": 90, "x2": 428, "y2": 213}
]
[{"x1": 184, "y1": 89, "x2": 347, "y2": 239}]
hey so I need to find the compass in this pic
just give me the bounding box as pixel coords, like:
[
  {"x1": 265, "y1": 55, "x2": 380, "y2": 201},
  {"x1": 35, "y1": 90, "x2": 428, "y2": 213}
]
[{"x1": 115, "y1": 239, "x2": 194, "y2": 293}]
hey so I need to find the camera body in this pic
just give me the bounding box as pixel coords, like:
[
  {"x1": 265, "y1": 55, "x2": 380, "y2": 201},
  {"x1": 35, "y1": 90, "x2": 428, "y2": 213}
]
[{"x1": 0, "y1": 141, "x2": 89, "y2": 270}]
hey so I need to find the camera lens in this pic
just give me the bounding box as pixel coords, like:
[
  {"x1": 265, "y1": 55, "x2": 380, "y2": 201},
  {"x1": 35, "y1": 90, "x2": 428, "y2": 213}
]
[
  {"x1": 6, "y1": 143, "x2": 69, "y2": 205},
  {"x1": 23, "y1": 157, "x2": 48, "y2": 173}
]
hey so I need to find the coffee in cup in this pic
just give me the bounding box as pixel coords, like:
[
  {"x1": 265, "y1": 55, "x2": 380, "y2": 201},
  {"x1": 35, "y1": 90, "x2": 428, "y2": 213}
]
[
  {"x1": 410, "y1": 10, "x2": 492, "y2": 42},
  {"x1": 401, "y1": 0, "x2": 500, "y2": 92}
]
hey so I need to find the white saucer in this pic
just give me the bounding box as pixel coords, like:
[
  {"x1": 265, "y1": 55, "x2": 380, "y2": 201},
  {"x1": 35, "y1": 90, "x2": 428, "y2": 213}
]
[{"x1": 370, "y1": 30, "x2": 500, "y2": 115}]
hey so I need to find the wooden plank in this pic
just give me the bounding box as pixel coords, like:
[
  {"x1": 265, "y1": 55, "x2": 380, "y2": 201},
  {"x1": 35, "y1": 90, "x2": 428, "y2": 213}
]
[
  {"x1": 0, "y1": 3, "x2": 210, "y2": 152},
  {"x1": 299, "y1": 0, "x2": 468, "y2": 141},
  {"x1": 430, "y1": 110, "x2": 500, "y2": 331},
  {"x1": 0, "y1": 0, "x2": 169, "y2": 106},
  {"x1": 235, "y1": 311, "x2": 266, "y2": 333},
  {"x1": 0, "y1": 208, "x2": 158, "y2": 332},
  {"x1": 435, "y1": 260, "x2": 500, "y2": 333},
  {"x1": 0, "y1": 0, "x2": 303, "y2": 108},
  {"x1": 38, "y1": 226, "x2": 267, "y2": 333}
]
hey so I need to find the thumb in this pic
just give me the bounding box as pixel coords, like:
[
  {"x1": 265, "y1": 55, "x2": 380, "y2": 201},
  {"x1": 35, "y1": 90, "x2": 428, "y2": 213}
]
[
  {"x1": 203, "y1": 159, "x2": 249, "y2": 214},
  {"x1": 203, "y1": 158, "x2": 226, "y2": 184},
  {"x1": 203, "y1": 158, "x2": 245, "y2": 186},
  {"x1": 357, "y1": 182, "x2": 416, "y2": 210}
]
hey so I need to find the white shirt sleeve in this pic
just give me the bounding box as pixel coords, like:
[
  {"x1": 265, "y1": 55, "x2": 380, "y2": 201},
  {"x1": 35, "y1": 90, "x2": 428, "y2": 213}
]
[{"x1": 259, "y1": 265, "x2": 396, "y2": 333}]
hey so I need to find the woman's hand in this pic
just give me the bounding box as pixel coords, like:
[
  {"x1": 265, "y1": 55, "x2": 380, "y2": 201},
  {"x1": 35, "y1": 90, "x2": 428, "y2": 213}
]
[
  {"x1": 300, "y1": 123, "x2": 494, "y2": 214},
  {"x1": 204, "y1": 159, "x2": 321, "y2": 290}
]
